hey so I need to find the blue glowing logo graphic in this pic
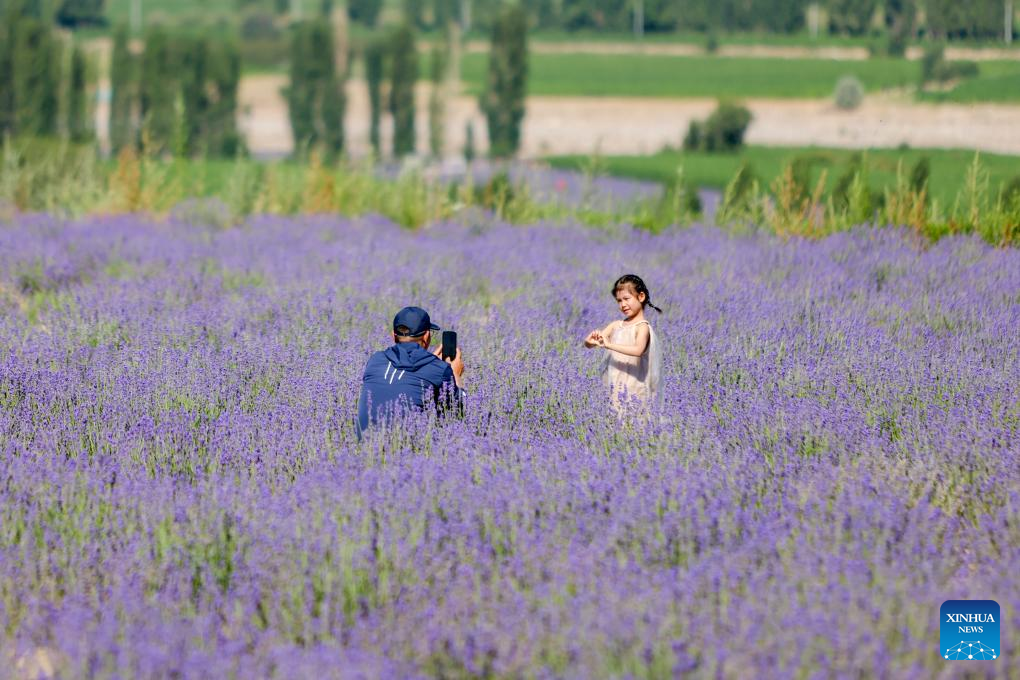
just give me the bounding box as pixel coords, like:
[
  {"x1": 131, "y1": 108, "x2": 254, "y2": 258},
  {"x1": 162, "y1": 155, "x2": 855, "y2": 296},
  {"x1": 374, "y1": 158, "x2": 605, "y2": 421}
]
[{"x1": 940, "y1": 600, "x2": 1000, "y2": 661}]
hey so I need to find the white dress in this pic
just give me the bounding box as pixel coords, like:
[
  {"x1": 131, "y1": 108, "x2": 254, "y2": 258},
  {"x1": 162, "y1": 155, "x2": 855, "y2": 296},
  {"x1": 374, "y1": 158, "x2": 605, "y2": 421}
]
[{"x1": 602, "y1": 319, "x2": 662, "y2": 410}]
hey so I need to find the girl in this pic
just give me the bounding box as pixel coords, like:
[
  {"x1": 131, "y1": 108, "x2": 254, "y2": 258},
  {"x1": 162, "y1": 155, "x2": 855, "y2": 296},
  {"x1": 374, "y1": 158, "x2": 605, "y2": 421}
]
[{"x1": 584, "y1": 274, "x2": 663, "y2": 411}]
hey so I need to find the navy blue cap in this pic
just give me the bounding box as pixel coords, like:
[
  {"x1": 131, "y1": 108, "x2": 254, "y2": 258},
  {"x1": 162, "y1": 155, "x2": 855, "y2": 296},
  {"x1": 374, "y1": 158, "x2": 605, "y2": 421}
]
[{"x1": 393, "y1": 306, "x2": 440, "y2": 337}]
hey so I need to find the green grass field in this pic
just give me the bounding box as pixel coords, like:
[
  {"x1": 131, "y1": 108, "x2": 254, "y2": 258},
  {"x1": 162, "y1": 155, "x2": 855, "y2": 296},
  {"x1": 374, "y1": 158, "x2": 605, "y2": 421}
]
[
  {"x1": 461, "y1": 53, "x2": 923, "y2": 98},
  {"x1": 547, "y1": 146, "x2": 1020, "y2": 207},
  {"x1": 919, "y1": 61, "x2": 1020, "y2": 103}
]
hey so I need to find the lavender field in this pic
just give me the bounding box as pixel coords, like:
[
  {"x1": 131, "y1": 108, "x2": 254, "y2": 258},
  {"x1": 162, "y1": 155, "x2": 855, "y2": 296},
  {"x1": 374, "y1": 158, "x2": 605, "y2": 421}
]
[{"x1": 1, "y1": 213, "x2": 1018, "y2": 678}]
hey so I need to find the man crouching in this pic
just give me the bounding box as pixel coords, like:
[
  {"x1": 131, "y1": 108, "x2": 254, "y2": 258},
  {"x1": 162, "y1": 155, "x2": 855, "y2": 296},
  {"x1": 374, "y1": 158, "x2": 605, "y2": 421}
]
[{"x1": 357, "y1": 306, "x2": 464, "y2": 437}]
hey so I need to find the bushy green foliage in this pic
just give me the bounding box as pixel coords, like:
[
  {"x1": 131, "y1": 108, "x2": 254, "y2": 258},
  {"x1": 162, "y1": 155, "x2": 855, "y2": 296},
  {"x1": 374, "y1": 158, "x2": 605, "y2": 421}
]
[
  {"x1": 482, "y1": 4, "x2": 528, "y2": 159},
  {"x1": 179, "y1": 35, "x2": 243, "y2": 156},
  {"x1": 827, "y1": 0, "x2": 879, "y2": 36},
  {"x1": 926, "y1": 0, "x2": 1004, "y2": 40},
  {"x1": 920, "y1": 44, "x2": 980, "y2": 86},
  {"x1": 12, "y1": 16, "x2": 60, "y2": 137},
  {"x1": 240, "y1": 10, "x2": 279, "y2": 39},
  {"x1": 833, "y1": 75, "x2": 864, "y2": 110},
  {"x1": 55, "y1": 0, "x2": 105, "y2": 27},
  {"x1": 347, "y1": 0, "x2": 382, "y2": 26},
  {"x1": 909, "y1": 156, "x2": 930, "y2": 194},
  {"x1": 464, "y1": 121, "x2": 476, "y2": 163},
  {"x1": 287, "y1": 19, "x2": 346, "y2": 159},
  {"x1": 683, "y1": 101, "x2": 752, "y2": 153},
  {"x1": 139, "y1": 26, "x2": 177, "y2": 153},
  {"x1": 109, "y1": 24, "x2": 134, "y2": 152},
  {"x1": 428, "y1": 45, "x2": 446, "y2": 159},
  {"x1": 134, "y1": 28, "x2": 244, "y2": 157},
  {"x1": 364, "y1": 35, "x2": 385, "y2": 156},
  {"x1": 388, "y1": 22, "x2": 418, "y2": 158},
  {"x1": 67, "y1": 44, "x2": 89, "y2": 142},
  {"x1": 883, "y1": 0, "x2": 915, "y2": 56}
]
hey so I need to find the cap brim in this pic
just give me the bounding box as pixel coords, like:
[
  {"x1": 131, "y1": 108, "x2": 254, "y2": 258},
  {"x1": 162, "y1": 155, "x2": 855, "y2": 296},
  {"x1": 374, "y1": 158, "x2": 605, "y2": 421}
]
[{"x1": 429, "y1": 323, "x2": 440, "y2": 331}]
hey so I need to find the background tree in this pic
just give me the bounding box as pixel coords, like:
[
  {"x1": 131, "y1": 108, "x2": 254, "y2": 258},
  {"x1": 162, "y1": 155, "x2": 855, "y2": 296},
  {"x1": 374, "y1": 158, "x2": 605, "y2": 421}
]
[
  {"x1": 482, "y1": 4, "x2": 528, "y2": 158},
  {"x1": 56, "y1": 0, "x2": 105, "y2": 27},
  {"x1": 827, "y1": 0, "x2": 879, "y2": 36},
  {"x1": 109, "y1": 23, "x2": 135, "y2": 151},
  {"x1": 428, "y1": 44, "x2": 445, "y2": 159},
  {"x1": 179, "y1": 36, "x2": 242, "y2": 156},
  {"x1": 884, "y1": 0, "x2": 916, "y2": 55},
  {"x1": 757, "y1": 0, "x2": 807, "y2": 33},
  {"x1": 926, "y1": 0, "x2": 1003, "y2": 40},
  {"x1": 347, "y1": 0, "x2": 382, "y2": 26},
  {"x1": 388, "y1": 22, "x2": 417, "y2": 157},
  {"x1": 364, "y1": 35, "x2": 385, "y2": 156},
  {"x1": 0, "y1": 5, "x2": 15, "y2": 135},
  {"x1": 13, "y1": 15, "x2": 60, "y2": 136},
  {"x1": 139, "y1": 26, "x2": 177, "y2": 153},
  {"x1": 287, "y1": 19, "x2": 346, "y2": 158},
  {"x1": 67, "y1": 43, "x2": 89, "y2": 141}
]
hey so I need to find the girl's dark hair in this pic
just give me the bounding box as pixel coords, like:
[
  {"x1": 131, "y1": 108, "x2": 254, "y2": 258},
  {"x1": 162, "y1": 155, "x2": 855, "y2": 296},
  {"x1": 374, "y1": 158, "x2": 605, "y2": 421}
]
[{"x1": 612, "y1": 274, "x2": 662, "y2": 313}]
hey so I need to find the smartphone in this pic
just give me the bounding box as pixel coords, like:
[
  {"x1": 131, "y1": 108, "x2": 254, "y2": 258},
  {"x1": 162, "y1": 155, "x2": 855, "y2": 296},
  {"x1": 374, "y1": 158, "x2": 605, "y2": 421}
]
[{"x1": 441, "y1": 330, "x2": 457, "y2": 361}]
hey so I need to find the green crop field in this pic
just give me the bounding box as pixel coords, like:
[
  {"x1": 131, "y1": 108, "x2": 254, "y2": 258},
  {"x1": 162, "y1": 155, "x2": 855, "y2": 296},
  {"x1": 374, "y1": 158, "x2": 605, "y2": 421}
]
[
  {"x1": 547, "y1": 146, "x2": 1020, "y2": 207},
  {"x1": 919, "y1": 61, "x2": 1020, "y2": 103},
  {"x1": 461, "y1": 53, "x2": 922, "y2": 98},
  {"x1": 523, "y1": 30, "x2": 877, "y2": 49}
]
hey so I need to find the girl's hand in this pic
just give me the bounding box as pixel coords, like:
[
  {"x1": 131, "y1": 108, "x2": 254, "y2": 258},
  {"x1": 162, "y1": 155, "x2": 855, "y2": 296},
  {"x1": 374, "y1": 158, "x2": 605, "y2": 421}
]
[
  {"x1": 593, "y1": 332, "x2": 606, "y2": 348},
  {"x1": 584, "y1": 330, "x2": 601, "y2": 348}
]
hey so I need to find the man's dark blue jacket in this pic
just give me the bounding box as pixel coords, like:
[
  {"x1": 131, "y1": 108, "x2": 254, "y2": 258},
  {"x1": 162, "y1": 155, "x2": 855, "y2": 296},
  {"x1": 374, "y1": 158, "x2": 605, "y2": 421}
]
[{"x1": 357, "y1": 341, "x2": 461, "y2": 435}]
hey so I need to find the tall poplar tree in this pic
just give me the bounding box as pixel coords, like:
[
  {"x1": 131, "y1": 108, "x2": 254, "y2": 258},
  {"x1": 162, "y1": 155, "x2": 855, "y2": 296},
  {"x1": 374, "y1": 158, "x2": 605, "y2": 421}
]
[
  {"x1": 364, "y1": 35, "x2": 385, "y2": 155},
  {"x1": 482, "y1": 4, "x2": 527, "y2": 158},
  {"x1": 109, "y1": 23, "x2": 134, "y2": 151},
  {"x1": 139, "y1": 26, "x2": 177, "y2": 153},
  {"x1": 388, "y1": 22, "x2": 417, "y2": 157},
  {"x1": 13, "y1": 16, "x2": 60, "y2": 136},
  {"x1": 0, "y1": 6, "x2": 15, "y2": 135},
  {"x1": 67, "y1": 43, "x2": 89, "y2": 141},
  {"x1": 287, "y1": 19, "x2": 346, "y2": 158}
]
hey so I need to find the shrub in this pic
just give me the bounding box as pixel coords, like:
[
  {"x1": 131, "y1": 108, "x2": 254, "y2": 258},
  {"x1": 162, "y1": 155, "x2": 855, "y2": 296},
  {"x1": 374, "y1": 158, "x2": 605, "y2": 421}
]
[
  {"x1": 701, "y1": 102, "x2": 752, "y2": 153},
  {"x1": 1003, "y1": 175, "x2": 1020, "y2": 209},
  {"x1": 921, "y1": 44, "x2": 979, "y2": 85},
  {"x1": 920, "y1": 44, "x2": 944, "y2": 84},
  {"x1": 885, "y1": 30, "x2": 907, "y2": 58},
  {"x1": 682, "y1": 103, "x2": 752, "y2": 153},
  {"x1": 932, "y1": 60, "x2": 979, "y2": 83},
  {"x1": 910, "y1": 157, "x2": 931, "y2": 194},
  {"x1": 834, "y1": 76, "x2": 865, "y2": 110},
  {"x1": 682, "y1": 120, "x2": 702, "y2": 152}
]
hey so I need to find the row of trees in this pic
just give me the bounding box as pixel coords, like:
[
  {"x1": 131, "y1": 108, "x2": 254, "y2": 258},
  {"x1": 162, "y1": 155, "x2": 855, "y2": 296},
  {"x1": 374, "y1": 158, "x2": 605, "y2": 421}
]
[
  {"x1": 290, "y1": 4, "x2": 528, "y2": 160},
  {"x1": 109, "y1": 26, "x2": 242, "y2": 156},
  {"x1": 5, "y1": 1, "x2": 529, "y2": 160},
  {"x1": 0, "y1": 4, "x2": 91, "y2": 141},
  {"x1": 343, "y1": 1, "x2": 1016, "y2": 41},
  {"x1": 6, "y1": 0, "x2": 1015, "y2": 40}
]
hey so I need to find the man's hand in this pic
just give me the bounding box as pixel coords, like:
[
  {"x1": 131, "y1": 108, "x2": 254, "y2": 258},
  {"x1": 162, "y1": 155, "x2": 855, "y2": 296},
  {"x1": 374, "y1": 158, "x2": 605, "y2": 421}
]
[
  {"x1": 434, "y1": 346, "x2": 465, "y2": 384},
  {"x1": 448, "y1": 348, "x2": 464, "y2": 378}
]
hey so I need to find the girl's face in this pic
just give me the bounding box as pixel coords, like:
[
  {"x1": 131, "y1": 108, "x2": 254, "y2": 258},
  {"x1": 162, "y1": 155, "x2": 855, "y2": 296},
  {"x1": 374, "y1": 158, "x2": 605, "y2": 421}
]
[{"x1": 615, "y1": 286, "x2": 646, "y2": 320}]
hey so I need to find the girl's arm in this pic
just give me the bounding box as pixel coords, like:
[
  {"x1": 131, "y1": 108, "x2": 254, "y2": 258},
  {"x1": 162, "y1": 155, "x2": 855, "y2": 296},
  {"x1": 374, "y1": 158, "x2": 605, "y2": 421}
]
[{"x1": 602, "y1": 323, "x2": 650, "y2": 357}]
